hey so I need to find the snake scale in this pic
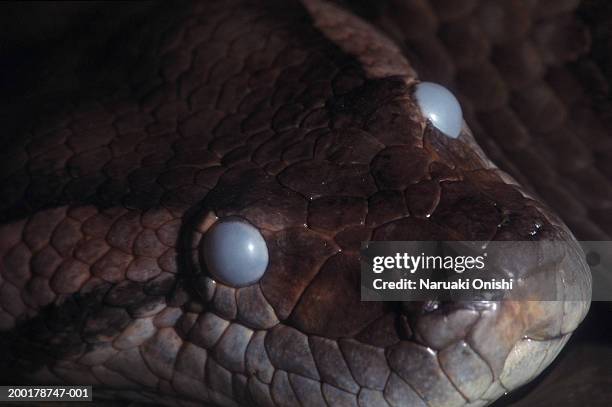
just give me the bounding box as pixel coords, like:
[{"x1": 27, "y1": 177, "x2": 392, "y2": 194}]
[{"x1": 0, "y1": 1, "x2": 609, "y2": 406}]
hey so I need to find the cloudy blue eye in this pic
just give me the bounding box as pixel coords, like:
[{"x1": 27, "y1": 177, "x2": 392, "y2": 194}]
[
  {"x1": 415, "y1": 82, "x2": 463, "y2": 139},
  {"x1": 202, "y1": 218, "x2": 269, "y2": 287}
]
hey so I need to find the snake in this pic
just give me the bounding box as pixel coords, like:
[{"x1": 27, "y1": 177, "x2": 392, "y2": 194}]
[{"x1": 0, "y1": 0, "x2": 608, "y2": 405}]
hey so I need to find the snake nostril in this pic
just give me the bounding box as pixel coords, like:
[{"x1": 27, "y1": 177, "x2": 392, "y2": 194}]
[
  {"x1": 415, "y1": 81, "x2": 464, "y2": 139},
  {"x1": 201, "y1": 217, "x2": 269, "y2": 287}
]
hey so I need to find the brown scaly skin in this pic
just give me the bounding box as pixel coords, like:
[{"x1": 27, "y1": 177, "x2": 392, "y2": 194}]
[
  {"x1": 0, "y1": 1, "x2": 592, "y2": 406},
  {"x1": 353, "y1": 1, "x2": 612, "y2": 405},
  {"x1": 364, "y1": 0, "x2": 612, "y2": 242}
]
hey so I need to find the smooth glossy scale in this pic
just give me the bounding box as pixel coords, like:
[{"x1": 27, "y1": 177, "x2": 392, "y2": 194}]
[
  {"x1": 202, "y1": 218, "x2": 269, "y2": 287},
  {"x1": 415, "y1": 82, "x2": 463, "y2": 138}
]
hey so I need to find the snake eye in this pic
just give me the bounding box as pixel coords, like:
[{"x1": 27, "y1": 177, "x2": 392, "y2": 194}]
[
  {"x1": 202, "y1": 218, "x2": 269, "y2": 287},
  {"x1": 415, "y1": 82, "x2": 463, "y2": 139}
]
